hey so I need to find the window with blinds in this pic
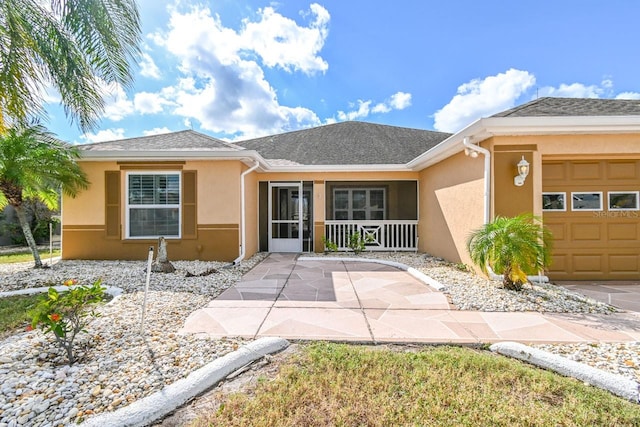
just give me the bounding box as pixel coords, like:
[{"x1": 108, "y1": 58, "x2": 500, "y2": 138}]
[
  {"x1": 126, "y1": 172, "x2": 181, "y2": 238},
  {"x1": 333, "y1": 188, "x2": 386, "y2": 220}
]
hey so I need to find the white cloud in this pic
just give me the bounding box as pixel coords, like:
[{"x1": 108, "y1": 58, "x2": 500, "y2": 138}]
[
  {"x1": 143, "y1": 127, "x2": 172, "y2": 136},
  {"x1": 337, "y1": 100, "x2": 372, "y2": 121},
  {"x1": 240, "y1": 3, "x2": 329, "y2": 74},
  {"x1": 616, "y1": 92, "x2": 640, "y2": 100},
  {"x1": 134, "y1": 92, "x2": 172, "y2": 114},
  {"x1": 389, "y1": 91, "x2": 412, "y2": 110},
  {"x1": 146, "y1": 3, "x2": 328, "y2": 138},
  {"x1": 139, "y1": 52, "x2": 161, "y2": 79},
  {"x1": 537, "y1": 82, "x2": 604, "y2": 98},
  {"x1": 80, "y1": 128, "x2": 125, "y2": 143},
  {"x1": 100, "y1": 82, "x2": 134, "y2": 121},
  {"x1": 338, "y1": 92, "x2": 412, "y2": 120},
  {"x1": 433, "y1": 69, "x2": 536, "y2": 132}
]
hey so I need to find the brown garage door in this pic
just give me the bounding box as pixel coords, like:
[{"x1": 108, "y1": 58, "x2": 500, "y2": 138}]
[{"x1": 543, "y1": 159, "x2": 640, "y2": 280}]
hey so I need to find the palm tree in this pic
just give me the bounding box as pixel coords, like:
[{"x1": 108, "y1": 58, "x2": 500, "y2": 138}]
[
  {"x1": 0, "y1": 124, "x2": 89, "y2": 268},
  {"x1": 467, "y1": 214, "x2": 553, "y2": 291},
  {"x1": 0, "y1": 0, "x2": 141, "y2": 132}
]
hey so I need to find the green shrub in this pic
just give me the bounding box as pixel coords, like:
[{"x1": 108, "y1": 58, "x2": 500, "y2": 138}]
[{"x1": 29, "y1": 279, "x2": 105, "y2": 365}]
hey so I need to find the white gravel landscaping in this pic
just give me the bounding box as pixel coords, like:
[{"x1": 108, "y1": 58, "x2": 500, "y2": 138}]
[
  {"x1": 0, "y1": 251, "x2": 637, "y2": 426},
  {"x1": 0, "y1": 255, "x2": 266, "y2": 426}
]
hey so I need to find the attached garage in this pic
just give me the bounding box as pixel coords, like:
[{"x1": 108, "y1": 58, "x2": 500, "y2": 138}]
[{"x1": 543, "y1": 159, "x2": 640, "y2": 280}]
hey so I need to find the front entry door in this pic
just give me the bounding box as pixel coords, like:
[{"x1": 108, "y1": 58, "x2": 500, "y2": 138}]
[{"x1": 269, "y1": 183, "x2": 303, "y2": 252}]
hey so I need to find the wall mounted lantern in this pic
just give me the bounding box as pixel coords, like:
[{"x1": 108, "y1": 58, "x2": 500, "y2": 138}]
[{"x1": 514, "y1": 156, "x2": 530, "y2": 187}]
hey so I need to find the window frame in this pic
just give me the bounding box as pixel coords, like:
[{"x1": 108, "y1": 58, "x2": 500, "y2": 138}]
[
  {"x1": 608, "y1": 191, "x2": 640, "y2": 211},
  {"x1": 570, "y1": 191, "x2": 603, "y2": 212},
  {"x1": 542, "y1": 192, "x2": 566, "y2": 212},
  {"x1": 125, "y1": 171, "x2": 182, "y2": 239},
  {"x1": 332, "y1": 187, "x2": 386, "y2": 221}
]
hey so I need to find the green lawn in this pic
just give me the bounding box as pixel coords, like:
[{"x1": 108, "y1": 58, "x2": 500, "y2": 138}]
[
  {"x1": 0, "y1": 249, "x2": 60, "y2": 264},
  {"x1": 0, "y1": 293, "x2": 46, "y2": 339},
  {"x1": 195, "y1": 343, "x2": 640, "y2": 426}
]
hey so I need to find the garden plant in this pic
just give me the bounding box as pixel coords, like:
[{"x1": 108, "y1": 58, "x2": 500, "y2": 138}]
[
  {"x1": 467, "y1": 214, "x2": 553, "y2": 291},
  {"x1": 29, "y1": 279, "x2": 105, "y2": 365}
]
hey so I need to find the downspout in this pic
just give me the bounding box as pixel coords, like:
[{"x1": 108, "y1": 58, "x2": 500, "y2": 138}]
[
  {"x1": 233, "y1": 161, "x2": 259, "y2": 265},
  {"x1": 463, "y1": 137, "x2": 548, "y2": 283},
  {"x1": 462, "y1": 137, "x2": 490, "y2": 224}
]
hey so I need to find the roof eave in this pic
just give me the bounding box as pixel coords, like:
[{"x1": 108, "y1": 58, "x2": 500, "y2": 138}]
[
  {"x1": 79, "y1": 150, "x2": 410, "y2": 172},
  {"x1": 481, "y1": 115, "x2": 640, "y2": 135},
  {"x1": 264, "y1": 164, "x2": 412, "y2": 173},
  {"x1": 407, "y1": 115, "x2": 640, "y2": 170},
  {"x1": 79, "y1": 149, "x2": 268, "y2": 169}
]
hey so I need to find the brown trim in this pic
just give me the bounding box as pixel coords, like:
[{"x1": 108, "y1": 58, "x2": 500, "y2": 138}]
[
  {"x1": 105, "y1": 171, "x2": 121, "y2": 239},
  {"x1": 494, "y1": 144, "x2": 537, "y2": 152},
  {"x1": 62, "y1": 228, "x2": 240, "y2": 261},
  {"x1": 182, "y1": 170, "x2": 197, "y2": 239},
  {"x1": 543, "y1": 154, "x2": 640, "y2": 161},
  {"x1": 313, "y1": 221, "x2": 324, "y2": 226},
  {"x1": 198, "y1": 224, "x2": 240, "y2": 230},
  {"x1": 119, "y1": 164, "x2": 184, "y2": 170},
  {"x1": 63, "y1": 225, "x2": 104, "y2": 230},
  {"x1": 313, "y1": 180, "x2": 325, "y2": 184}
]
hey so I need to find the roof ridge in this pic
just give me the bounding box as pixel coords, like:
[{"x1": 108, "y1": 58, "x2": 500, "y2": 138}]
[{"x1": 79, "y1": 129, "x2": 195, "y2": 146}]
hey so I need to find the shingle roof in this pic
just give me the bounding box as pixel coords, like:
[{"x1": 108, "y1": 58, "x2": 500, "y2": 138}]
[
  {"x1": 493, "y1": 97, "x2": 640, "y2": 117},
  {"x1": 78, "y1": 130, "x2": 241, "y2": 151},
  {"x1": 234, "y1": 121, "x2": 451, "y2": 165}
]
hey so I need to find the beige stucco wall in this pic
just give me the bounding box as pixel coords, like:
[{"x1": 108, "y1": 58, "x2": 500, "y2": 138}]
[
  {"x1": 63, "y1": 160, "x2": 243, "y2": 227},
  {"x1": 190, "y1": 161, "x2": 241, "y2": 224},
  {"x1": 62, "y1": 159, "x2": 245, "y2": 261},
  {"x1": 63, "y1": 161, "x2": 116, "y2": 225},
  {"x1": 418, "y1": 151, "x2": 485, "y2": 265}
]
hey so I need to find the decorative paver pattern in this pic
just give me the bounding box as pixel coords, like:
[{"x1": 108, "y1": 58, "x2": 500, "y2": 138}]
[{"x1": 181, "y1": 254, "x2": 640, "y2": 344}]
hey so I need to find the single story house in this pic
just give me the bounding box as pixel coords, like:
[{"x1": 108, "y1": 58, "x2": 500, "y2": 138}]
[{"x1": 62, "y1": 97, "x2": 640, "y2": 280}]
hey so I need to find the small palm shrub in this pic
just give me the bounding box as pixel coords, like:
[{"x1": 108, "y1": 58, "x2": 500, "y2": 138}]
[{"x1": 467, "y1": 214, "x2": 553, "y2": 291}]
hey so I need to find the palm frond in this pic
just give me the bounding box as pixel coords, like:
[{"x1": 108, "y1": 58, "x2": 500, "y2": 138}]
[{"x1": 467, "y1": 214, "x2": 554, "y2": 290}]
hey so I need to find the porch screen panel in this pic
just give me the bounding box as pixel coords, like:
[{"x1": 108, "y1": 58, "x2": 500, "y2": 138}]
[{"x1": 332, "y1": 188, "x2": 386, "y2": 220}]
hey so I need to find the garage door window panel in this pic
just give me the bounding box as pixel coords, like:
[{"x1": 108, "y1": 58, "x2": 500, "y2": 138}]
[
  {"x1": 571, "y1": 192, "x2": 603, "y2": 211},
  {"x1": 608, "y1": 191, "x2": 639, "y2": 211},
  {"x1": 542, "y1": 192, "x2": 566, "y2": 211}
]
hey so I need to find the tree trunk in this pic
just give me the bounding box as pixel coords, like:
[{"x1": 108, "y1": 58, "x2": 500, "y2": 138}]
[
  {"x1": 14, "y1": 204, "x2": 43, "y2": 268},
  {"x1": 151, "y1": 237, "x2": 175, "y2": 273}
]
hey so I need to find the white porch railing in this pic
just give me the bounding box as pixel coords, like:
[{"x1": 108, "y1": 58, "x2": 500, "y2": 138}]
[{"x1": 324, "y1": 220, "x2": 418, "y2": 251}]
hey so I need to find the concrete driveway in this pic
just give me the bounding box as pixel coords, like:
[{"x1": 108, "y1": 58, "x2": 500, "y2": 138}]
[{"x1": 556, "y1": 281, "x2": 640, "y2": 312}]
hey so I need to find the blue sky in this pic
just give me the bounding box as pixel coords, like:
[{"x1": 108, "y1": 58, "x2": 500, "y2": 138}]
[{"x1": 45, "y1": 0, "x2": 640, "y2": 144}]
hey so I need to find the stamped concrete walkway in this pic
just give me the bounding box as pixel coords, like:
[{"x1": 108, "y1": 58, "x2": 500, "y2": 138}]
[{"x1": 181, "y1": 253, "x2": 640, "y2": 344}]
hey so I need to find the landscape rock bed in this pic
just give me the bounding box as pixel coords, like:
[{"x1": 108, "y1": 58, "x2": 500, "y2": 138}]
[
  {"x1": 0, "y1": 255, "x2": 265, "y2": 426},
  {"x1": 0, "y1": 251, "x2": 637, "y2": 426}
]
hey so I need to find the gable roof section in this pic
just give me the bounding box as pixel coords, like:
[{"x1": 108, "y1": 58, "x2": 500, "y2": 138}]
[
  {"x1": 408, "y1": 97, "x2": 640, "y2": 171},
  {"x1": 493, "y1": 97, "x2": 640, "y2": 117},
  {"x1": 234, "y1": 121, "x2": 451, "y2": 165},
  {"x1": 78, "y1": 130, "x2": 242, "y2": 151}
]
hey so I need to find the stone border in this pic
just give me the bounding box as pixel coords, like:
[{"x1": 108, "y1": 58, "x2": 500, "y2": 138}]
[
  {"x1": 0, "y1": 285, "x2": 124, "y2": 305},
  {"x1": 79, "y1": 337, "x2": 290, "y2": 427},
  {"x1": 490, "y1": 341, "x2": 640, "y2": 403},
  {"x1": 298, "y1": 256, "x2": 447, "y2": 291}
]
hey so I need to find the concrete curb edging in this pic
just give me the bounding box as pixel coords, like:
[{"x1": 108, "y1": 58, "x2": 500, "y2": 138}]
[
  {"x1": 490, "y1": 341, "x2": 640, "y2": 403},
  {"x1": 0, "y1": 285, "x2": 123, "y2": 304},
  {"x1": 298, "y1": 256, "x2": 446, "y2": 291},
  {"x1": 79, "y1": 337, "x2": 290, "y2": 427}
]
